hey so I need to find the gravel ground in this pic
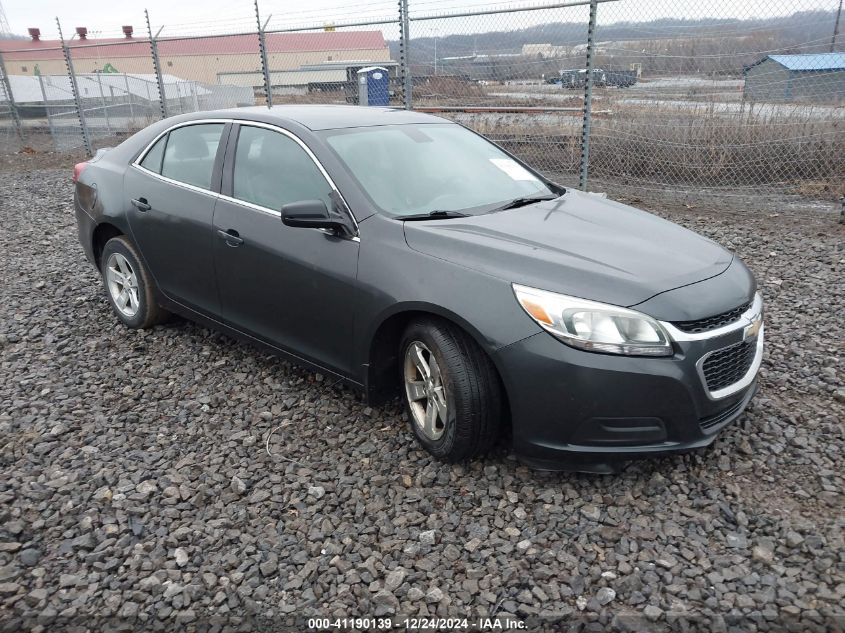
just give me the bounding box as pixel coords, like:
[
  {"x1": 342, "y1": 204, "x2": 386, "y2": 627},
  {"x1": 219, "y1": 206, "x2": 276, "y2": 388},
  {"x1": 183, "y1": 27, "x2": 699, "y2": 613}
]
[{"x1": 0, "y1": 169, "x2": 843, "y2": 632}]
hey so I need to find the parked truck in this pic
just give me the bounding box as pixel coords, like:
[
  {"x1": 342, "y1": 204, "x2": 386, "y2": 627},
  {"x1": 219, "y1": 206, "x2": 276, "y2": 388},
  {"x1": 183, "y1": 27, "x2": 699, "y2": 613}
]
[{"x1": 553, "y1": 68, "x2": 637, "y2": 89}]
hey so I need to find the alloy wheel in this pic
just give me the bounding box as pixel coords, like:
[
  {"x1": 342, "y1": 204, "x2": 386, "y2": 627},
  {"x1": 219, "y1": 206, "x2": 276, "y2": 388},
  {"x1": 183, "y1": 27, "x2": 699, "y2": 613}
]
[
  {"x1": 105, "y1": 252, "x2": 140, "y2": 318},
  {"x1": 404, "y1": 341, "x2": 448, "y2": 441}
]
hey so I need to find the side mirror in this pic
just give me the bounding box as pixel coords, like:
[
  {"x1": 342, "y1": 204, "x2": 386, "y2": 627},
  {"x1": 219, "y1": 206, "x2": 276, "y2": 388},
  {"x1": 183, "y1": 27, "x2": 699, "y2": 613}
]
[{"x1": 281, "y1": 199, "x2": 341, "y2": 231}]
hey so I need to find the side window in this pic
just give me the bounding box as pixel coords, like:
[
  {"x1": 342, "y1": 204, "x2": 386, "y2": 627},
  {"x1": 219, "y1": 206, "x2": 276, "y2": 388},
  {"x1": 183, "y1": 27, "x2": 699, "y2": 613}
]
[
  {"x1": 233, "y1": 126, "x2": 333, "y2": 212},
  {"x1": 160, "y1": 123, "x2": 225, "y2": 190},
  {"x1": 139, "y1": 135, "x2": 166, "y2": 174}
]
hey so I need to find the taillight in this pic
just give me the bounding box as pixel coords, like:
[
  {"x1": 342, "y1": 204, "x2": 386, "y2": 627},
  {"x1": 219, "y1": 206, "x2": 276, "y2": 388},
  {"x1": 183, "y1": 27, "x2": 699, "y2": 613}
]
[{"x1": 72, "y1": 161, "x2": 88, "y2": 183}]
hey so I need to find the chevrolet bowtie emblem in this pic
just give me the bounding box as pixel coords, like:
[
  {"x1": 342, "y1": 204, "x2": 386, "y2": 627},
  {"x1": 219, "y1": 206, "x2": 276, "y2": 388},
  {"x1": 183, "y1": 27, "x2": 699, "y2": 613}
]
[{"x1": 744, "y1": 314, "x2": 762, "y2": 341}]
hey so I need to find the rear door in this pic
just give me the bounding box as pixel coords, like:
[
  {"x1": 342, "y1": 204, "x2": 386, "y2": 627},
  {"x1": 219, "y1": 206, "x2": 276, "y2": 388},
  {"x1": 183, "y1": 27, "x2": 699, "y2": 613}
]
[
  {"x1": 212, "y1": 122, "x2": 360, "y2": 375},
  {"x1": 125, "y1": 121, "x2": 229, "y2": 317}
]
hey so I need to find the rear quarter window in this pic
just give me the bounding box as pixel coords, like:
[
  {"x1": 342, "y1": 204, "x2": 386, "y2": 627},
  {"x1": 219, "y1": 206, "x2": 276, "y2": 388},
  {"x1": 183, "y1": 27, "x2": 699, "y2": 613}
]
[{"x1": 139, "y1": 135, "x2": 166, "y2": 174}]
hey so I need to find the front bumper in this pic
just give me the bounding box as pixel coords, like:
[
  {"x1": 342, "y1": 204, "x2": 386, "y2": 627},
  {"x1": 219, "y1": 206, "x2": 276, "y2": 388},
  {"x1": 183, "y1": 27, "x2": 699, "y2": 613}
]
[{"x1": 494, "y1": 311, "x2": 763, "y2": 472}]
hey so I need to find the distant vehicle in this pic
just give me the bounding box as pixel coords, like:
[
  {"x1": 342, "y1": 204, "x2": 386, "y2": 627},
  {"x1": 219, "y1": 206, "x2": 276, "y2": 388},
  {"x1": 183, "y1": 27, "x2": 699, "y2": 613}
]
[
  {"x1": 605, "y1": 69, "x2": 638, "y2": 87},
  {"x1": 73, "y1": 105, "x2": 762, "y2": 473},
  {"x1": 557, "y1": 68, "x2": 636, "y2": 89}
]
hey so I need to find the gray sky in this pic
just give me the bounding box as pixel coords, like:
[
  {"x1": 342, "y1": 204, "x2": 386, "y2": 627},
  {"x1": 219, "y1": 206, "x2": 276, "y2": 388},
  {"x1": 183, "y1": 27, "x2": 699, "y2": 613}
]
[{"x1": 4, "y1": 0, "x2": 835, "y2": 39}]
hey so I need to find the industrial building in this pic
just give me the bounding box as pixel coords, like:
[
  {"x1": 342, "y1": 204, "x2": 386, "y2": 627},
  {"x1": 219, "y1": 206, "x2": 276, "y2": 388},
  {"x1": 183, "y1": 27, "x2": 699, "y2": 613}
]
[
  {"x1": 743, "y1": 52, "x2": 845, "y2": 103},
  {"x1": 0, "y1": 27, "x2": 392, "y2": 93},
  {"x1": 217, "y1": 60, "x2": 398, "y2": 97}
]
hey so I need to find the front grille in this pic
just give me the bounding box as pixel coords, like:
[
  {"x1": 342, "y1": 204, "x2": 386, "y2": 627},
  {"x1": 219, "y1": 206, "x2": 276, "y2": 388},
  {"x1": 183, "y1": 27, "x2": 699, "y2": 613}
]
[
  {"x1": 672, "y1": 301, "x2": 751, "y2": 334},
  {"x1": 700, "y1": 399, "x2": 745, "y2": 432},
  {"x1": 702, "y1": 340, "x2": 756, "y2": 392}
]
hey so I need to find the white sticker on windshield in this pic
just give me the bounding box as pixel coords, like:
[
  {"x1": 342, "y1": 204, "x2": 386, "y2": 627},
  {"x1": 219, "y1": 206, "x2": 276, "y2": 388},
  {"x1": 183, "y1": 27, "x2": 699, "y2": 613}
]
[{"x1": 489, "y1": 158, "x2": 539, "y2": 181}]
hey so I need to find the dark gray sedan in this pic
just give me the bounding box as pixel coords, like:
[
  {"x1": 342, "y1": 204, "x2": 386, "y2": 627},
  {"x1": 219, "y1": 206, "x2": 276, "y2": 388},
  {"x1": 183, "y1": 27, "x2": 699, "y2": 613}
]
[{"x1": 73, "y1": 105, "x2": 763, "y2": 472}]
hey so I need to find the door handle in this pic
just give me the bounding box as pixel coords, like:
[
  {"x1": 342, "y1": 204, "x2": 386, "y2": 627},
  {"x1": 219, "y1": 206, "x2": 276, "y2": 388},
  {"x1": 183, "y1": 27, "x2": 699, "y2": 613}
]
[
  {"x1": 131, "y1": 197, "x2": 151, "y2": 212},
  {"x1": 217, "y1": 229, "x2": 244, "y2": 247}
]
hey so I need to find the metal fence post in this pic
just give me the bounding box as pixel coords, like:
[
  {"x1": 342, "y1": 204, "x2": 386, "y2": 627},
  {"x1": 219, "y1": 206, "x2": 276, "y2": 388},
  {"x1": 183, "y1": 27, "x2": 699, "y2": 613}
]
[
  {"x1": 96, "y1": 72, "x2": 113, "y2": 134},
  {"x1": 146, "y1": 9, "x2": 168, "y2": 119},
  {"x1": 57, "y1": 18, "x2": 93, "y2": 156},
  {"x1": 36, "y1": 72, "x2": 58, "y2": 144},
  {"x1": 578, "y1": 0, "x2": 598, "y2": 190},
  {"x1": 255, "y1": 0, "x2": 273, "y2": 107},
  {"x1": 124, "y1": 73, "x2": 135, "y2": 123},
  {"x1": 0, "y1": 51, "x2": 24, "y2": 143},
  {"x1": 399, "y1": 0, "x2": 412, "y2": 109}
]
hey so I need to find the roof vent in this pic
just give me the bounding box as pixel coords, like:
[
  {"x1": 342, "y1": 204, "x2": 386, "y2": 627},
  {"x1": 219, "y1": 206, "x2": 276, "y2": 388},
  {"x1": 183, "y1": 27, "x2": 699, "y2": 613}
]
[
  {"x1": 76, "y1": 27, "x2": 88, "y2": 40},
  {"x1": 28, "y1": 28, "x2": 41, "y2": 41},
  {"x1": 122, "y1": 25, "x2": 134, "y2": 38}
]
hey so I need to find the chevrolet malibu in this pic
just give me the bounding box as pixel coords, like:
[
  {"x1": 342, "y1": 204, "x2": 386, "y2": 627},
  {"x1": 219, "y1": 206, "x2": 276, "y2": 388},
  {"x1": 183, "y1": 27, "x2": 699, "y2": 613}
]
[{"x1": 73, "y1": 106, "x2": 763, "y2": 472}]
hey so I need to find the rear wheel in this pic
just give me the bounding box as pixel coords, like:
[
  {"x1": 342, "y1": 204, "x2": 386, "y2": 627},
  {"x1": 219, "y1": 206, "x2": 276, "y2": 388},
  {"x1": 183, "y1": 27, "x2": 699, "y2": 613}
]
[
  {"x1": 100, "y1": 236, "x2": 168, "y2": 329},
  {"x1": 400, "y1": 319, "x2": 502, "y2": 462}
]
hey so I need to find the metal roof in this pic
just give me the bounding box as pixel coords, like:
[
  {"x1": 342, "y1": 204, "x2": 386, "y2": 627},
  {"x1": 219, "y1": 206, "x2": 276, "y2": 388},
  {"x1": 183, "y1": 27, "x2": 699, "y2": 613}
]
[
  {"x1": 767, "y1": 53, "x2": 845, "y2": 71},
  {"x1": 2, "y1": 73, "x2": 208, "y2": 103}
]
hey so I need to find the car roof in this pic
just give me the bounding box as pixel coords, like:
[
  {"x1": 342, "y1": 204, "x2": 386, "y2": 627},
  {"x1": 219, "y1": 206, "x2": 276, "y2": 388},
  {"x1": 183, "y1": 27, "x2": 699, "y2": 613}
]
[{"x1": 192, "y1": 104, "x2": 448, "y2": 131}]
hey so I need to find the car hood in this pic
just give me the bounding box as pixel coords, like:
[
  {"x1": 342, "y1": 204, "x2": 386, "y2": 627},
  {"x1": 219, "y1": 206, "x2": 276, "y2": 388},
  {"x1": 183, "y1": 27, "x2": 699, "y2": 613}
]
[{"x1": 403, "y1": 189, "x2": 733, "y2": 307}]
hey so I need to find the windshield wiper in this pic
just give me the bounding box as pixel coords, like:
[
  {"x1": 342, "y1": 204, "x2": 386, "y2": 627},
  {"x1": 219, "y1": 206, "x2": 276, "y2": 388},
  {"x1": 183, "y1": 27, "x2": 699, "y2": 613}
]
[
  {"x1": 400, "y1": 210, "x2": 469, "y2": 221},
  {"x1": 490, "y1": 194, "x2": 559, "y2": 213}
]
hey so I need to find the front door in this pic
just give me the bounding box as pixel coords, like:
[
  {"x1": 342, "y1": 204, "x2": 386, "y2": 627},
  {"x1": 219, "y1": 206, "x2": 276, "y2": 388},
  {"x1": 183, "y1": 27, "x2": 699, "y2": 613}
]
[
  {"x1": 125, "y1": 121, "x2": 228, "y2": 316},
  {"x1": 212, "y1": 123, "x2": 360, "y2": 375}
]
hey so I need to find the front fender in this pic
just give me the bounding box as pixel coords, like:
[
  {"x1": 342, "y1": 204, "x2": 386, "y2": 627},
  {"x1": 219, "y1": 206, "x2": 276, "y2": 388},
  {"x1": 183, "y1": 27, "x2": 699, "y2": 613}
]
[
  {"x1": 365, "y1": 300, "x2": 503, "y2": 357},
  {"x1": 353, "y1": 214, "x2": 542, "y2": 387}
]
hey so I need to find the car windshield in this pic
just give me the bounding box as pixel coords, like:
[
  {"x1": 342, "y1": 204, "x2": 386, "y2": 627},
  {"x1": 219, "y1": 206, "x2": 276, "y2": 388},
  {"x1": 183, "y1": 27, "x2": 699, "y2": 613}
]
[{"x1": 321, "y1": 123, "x2": 554, "y2": 217}]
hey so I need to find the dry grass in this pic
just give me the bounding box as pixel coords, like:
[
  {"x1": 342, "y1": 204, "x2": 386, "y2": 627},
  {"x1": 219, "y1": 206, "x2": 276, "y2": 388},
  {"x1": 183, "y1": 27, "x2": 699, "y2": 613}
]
[
  {"x1": 413, "y1": 77, "x2": 487, "y2": 102},
  {"x1": 438, "y1": 100, "x2": 845, "y2": 198},
  {"x1": 794, "y1": 180, "x2": 845, "y2": 201},
  {"x1": 3, "y1": 92, "x2": 842, "y2": 200},
  {"x1": 588, "y1": 104, "x2": 845, "y2": 193}
]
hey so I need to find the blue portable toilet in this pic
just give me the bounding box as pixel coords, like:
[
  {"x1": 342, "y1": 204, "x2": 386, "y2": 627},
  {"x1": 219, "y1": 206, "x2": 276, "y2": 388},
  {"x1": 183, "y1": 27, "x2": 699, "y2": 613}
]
[{"x1": 357, "y1": 66, "x2": 389, "y2": 106}]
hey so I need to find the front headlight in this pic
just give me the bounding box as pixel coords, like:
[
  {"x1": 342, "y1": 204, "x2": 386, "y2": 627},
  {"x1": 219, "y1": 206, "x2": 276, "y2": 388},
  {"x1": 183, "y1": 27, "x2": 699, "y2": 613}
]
[{"x1": 513, "y1": 284, "x2": 673, "y2": 357}]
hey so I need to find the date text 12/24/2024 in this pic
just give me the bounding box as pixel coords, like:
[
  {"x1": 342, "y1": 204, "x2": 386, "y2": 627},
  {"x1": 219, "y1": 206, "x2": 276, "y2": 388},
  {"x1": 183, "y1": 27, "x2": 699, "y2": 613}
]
[{"x1": 308, "y1": 617, "x2": 527, "y2": 630}]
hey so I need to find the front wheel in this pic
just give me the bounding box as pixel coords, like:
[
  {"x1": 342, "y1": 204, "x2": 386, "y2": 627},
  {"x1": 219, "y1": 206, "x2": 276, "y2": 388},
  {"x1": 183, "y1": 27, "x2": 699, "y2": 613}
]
[
  {"x1": 400, "y1": 319, "x2": 502, "y2": 462},
  {"x1": 100, "y1": 236, "x2": 168, "y2": 329}
]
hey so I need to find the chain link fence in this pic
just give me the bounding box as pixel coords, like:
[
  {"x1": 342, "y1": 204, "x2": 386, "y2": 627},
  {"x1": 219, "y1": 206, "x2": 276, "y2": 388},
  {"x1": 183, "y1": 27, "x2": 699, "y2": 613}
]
[
  {"x1": 150, "y1": 32, "x2": 265, "y2": 115},
  {"x1": 406, "y1": 1, "x2": 601, "y2": 188},
  {"x1": 585, "y1": 0, "x2": 845, "y2": 200},
  {"x1": 1, "y1": 0, "x2": 843, "y2": 203},
  {"x1": 263, "y1": 21, "x2": 403, "y2": 108},
  {"x1": 64, "y1": 38, "x2": 163, "y2": 153},
  {"x1": 0, "y1": 40, "x2": 87, "y2": 152},
  {"x1": 0, "y1": 52, "x2": 20, "y2": 152}
]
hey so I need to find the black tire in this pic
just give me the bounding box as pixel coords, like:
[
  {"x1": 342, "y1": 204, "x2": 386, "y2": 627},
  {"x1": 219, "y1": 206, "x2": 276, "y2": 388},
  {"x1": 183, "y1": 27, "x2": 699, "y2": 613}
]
[
  {"x1": 100, "y1": 236, "x2": 168, "y2": 329},
  {"x1": 400, "y1": 318, "x2": 502, "y2": 462}
]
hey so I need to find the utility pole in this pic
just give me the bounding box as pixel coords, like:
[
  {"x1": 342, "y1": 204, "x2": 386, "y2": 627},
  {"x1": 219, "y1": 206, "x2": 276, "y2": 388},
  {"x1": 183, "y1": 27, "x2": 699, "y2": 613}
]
[{"x1": 832, "y1": 0, "x2": 843, "y2": 52}]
